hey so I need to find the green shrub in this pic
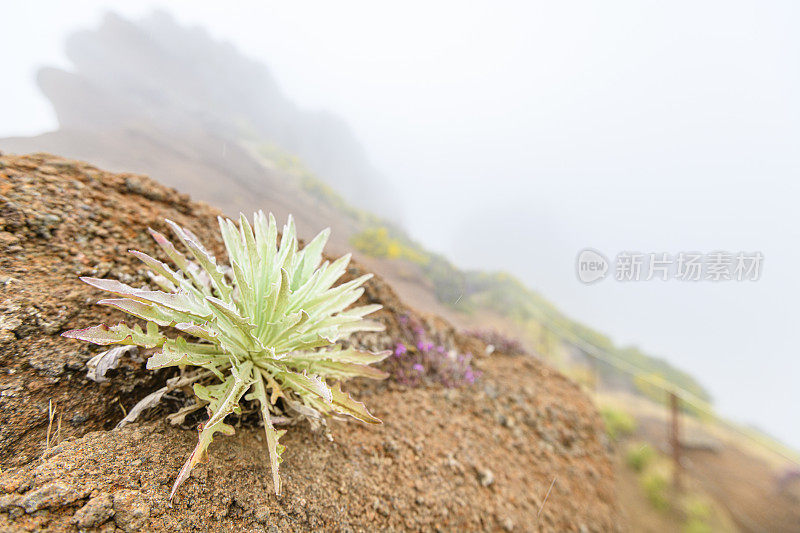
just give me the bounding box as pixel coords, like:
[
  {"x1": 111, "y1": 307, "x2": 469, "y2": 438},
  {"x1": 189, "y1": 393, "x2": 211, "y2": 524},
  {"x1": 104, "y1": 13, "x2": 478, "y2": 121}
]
[
  {"x1": 600, "y1": 406, "x2": 636, "y2": 440},
  {"x1": 641, "y1": 471, "x2": 670, "y2": 511},
  {"x1": 350, "y1": 226, "x2": 429, "y2": 265},
  {"x1": 682, "y1": 495, "x2": 713, "y2": 533},
  {"x1": 626, "y1": 443, "x2": 655, "y2": 472},
  {"x1": 684, "y1": 519, "x2": 712, "y2": 533}
]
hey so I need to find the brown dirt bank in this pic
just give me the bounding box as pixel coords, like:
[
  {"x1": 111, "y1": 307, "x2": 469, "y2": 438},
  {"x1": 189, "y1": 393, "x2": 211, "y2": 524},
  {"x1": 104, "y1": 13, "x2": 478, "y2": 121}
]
[{"x1": 0, "y1": 153, "x2": 619, "y2": 531}]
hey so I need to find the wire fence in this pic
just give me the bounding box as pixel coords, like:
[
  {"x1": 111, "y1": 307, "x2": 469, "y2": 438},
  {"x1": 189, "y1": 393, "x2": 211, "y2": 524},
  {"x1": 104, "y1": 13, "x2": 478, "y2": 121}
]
[{"x1": 531, "y1": 313, "x2": 800, "y2": 469}]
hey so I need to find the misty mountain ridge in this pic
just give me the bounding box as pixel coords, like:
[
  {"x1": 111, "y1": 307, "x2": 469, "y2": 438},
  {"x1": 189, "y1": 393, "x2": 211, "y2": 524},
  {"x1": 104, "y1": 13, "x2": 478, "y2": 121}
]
[{"x1": 10, "y1": 10, "x2": 400, "y2": 227}]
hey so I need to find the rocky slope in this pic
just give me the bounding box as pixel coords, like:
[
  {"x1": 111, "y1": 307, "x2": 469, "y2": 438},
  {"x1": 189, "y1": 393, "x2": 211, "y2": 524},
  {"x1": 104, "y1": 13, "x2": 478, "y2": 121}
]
[{"x1": 0, "y1": 153, "x2": 619, "y2": 531}]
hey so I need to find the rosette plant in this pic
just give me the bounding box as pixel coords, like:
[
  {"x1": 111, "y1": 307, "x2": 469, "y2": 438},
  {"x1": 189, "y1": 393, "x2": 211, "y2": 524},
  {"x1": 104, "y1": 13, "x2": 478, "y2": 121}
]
[{"x1": 63, "y1": 212, "x2": 389, "y2": 498}]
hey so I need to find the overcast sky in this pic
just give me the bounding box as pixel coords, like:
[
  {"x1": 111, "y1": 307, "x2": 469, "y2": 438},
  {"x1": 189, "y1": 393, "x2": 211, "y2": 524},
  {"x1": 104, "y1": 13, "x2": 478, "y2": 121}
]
[{"x1": 2, "y1": 1, "x2": 799, "y2": 450}]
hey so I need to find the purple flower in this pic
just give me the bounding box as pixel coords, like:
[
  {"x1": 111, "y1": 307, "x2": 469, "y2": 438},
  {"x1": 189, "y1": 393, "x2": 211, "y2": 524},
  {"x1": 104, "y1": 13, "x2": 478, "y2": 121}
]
[
  {"x1": 436, "y1": 346, "x2": 445, "y2": 354},
  {"x1": 413, "y1": 363, "x2": 425, "y2": 373},
  {"x1": 422, "y1": 342, "x2": 433, "y2": 352},
  {"x1": 394, "y1": 343, "x2": 407, "y2": 357},
  {"x1": 464, "y1": 368, "x2": 475, "y2": 384}
]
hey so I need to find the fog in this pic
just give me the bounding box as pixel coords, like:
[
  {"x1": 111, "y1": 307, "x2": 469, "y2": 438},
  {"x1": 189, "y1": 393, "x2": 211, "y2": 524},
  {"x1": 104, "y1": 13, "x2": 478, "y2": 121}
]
[{"x1": 2, "y1": 1, "x2": 799, "y2": 449}]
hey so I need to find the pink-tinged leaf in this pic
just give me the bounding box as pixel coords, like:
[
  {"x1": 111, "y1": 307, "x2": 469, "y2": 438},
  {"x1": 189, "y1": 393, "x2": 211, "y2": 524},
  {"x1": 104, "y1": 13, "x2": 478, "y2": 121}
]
[
  {"x1": 80, "y1": 277, "x2": 206, "y2": 317},
  {"x1": 128, "y1": 249, "x2": 181, "y2": 286},
  {"x1": 169, "y1": 437, "x2": 205, "y2": 502},
  {"x1": 148, "y1": 228, "x2": 190, "y2": 273},
  {"x1": 62, "y1": 323, "x2": 165, "y2": 348}
]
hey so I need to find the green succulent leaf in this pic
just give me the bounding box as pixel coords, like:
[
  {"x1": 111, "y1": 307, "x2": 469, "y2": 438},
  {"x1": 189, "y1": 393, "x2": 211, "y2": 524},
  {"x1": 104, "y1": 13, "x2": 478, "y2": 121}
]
[{"x1": 62, "y1": 212, "x2": 384, "y2": 499}]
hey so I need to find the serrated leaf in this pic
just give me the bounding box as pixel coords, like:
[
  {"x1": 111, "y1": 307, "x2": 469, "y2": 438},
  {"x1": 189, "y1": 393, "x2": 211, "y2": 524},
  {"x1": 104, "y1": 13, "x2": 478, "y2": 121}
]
[
  {"x1": 170, "y1": 362, "x2": 254, "y2": 501},
  {"x1": 174, "y1": 322, "x2": 218, "y2": 342},
  {"x1": 62, "y1": 322, "x2": 165, "y2": 348},
  {"x1": 147, "y1": 337, "x2": 227, "y2": 370},
  {"x1": 252, "y1": 374, "x2": 285, "y2": 495},
  {"x1": 277, "y1": 370, "x2": 332, "y2": 404},
  {"x1": 329, "y1": 382, "x2": 382, "y2": 424}
]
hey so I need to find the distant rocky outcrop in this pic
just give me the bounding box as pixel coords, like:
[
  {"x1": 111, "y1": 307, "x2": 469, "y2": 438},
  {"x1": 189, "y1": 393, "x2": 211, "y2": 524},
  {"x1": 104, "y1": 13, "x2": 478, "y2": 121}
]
[{"x1": 1, "y1": 11, "x2": 400, "y2": 234}]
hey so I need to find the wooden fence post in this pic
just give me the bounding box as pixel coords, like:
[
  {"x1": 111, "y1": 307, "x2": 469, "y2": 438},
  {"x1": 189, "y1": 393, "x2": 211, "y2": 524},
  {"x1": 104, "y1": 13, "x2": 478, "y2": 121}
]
[{"x1": 669, "y1": 391, "x2": 681, "y2": 491}]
